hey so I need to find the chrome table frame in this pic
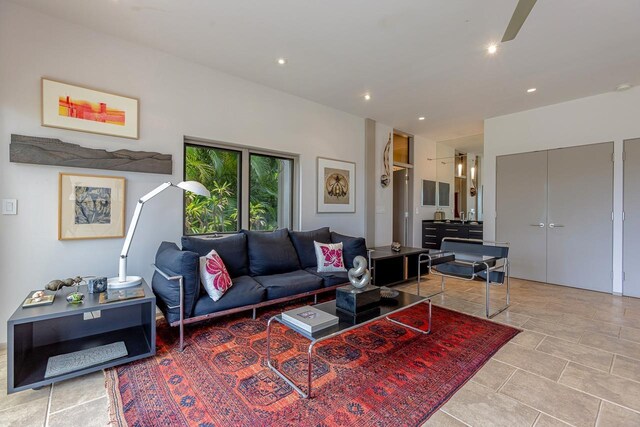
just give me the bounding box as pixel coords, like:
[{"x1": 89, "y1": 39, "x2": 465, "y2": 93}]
[{"x1": 266, "y1": 295, "x2": 432, "y2": 399}]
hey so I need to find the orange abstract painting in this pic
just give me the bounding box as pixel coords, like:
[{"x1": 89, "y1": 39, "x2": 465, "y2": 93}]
[{"x1": 59, "y1": 96, "x2": 125, "y2": 126}]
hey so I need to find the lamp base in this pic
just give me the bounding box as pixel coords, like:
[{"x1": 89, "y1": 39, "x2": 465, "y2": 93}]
[{"x1": 107, "y1": 276, "x2": 142, "y2": 289}]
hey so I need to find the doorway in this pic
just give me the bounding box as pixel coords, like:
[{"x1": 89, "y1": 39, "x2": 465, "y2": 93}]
[{"x1": 392, "y1": 132, "x2": 414, "y2": 246}]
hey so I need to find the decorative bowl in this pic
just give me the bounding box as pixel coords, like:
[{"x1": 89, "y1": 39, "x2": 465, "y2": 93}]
[
  {"x1": 66, "y1": 292, "x2": 85, "y2": 304},
  {"x1": 379, "y1": 287, "x2": 399, "y2": 299}
]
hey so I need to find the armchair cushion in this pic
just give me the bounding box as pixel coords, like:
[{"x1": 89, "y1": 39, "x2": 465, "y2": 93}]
[
  {"x1": 330, "y1": 232, "x2": 367, "y2": 269},
  {"x1": 182, "y1": 233, "x2": 248, "y2": 278},
  {"x1": 289, "y1": 227, "x2": 331, "y2": 269},
  {"x1": 242, "y1": 229, "x2": 300, "y2": 276},
  {"x1": 152, "y1": 241, "x2": 200, "y2": 323}
]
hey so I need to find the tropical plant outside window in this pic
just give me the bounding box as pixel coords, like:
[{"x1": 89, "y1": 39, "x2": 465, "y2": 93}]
[
  {"x1": 249, "y1": 154, "x2": 293, "y2": 231},
  {"x1": 184, "y1": 143, "x2": 294, "y2": 235}
]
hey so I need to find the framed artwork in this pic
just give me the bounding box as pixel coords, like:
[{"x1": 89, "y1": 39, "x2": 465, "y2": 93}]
[
  {"x1": 42, "y1": 78, "x2": 139, "y2": 139},
  {"x1": 317, "y1": 157, "x2": 355, "y2": 213},
  {"x1": 422, "y1": 179, "x2": 436, "y2": 206},
  {"x1": 58, "y1": 173, "x2": 126, "y2": 240},
  {"x1": 438, "y1": 182, "x2": 451, "y2": 207}
]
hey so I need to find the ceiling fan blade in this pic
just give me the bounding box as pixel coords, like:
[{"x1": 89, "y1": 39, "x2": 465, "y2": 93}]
[{"x1": 501, "y1": 0, "x2": 537, "y2": 42}]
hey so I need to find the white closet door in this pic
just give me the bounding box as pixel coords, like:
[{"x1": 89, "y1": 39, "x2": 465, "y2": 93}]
[
  {"x1": 624, "y1": 138, "x2": 640, "y2": 297},
  {"x1": 547, "y1": 143, "x2": 613, "y2": 292},
  {"x1": 496, "y1": 151, "x2": 548, "y2": 282}
]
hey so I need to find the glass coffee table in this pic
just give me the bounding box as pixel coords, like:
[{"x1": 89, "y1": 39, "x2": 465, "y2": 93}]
[{"x1": 266, "y1": 290, "x2": 431, "y2": 398}]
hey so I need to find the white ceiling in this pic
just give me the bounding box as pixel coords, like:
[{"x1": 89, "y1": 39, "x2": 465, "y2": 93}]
[
  {"x1": 14, "y1": 0, "x2": 640, "y2": 141},
  {"x1": 439, "y1": 134, "x2": 484, "y2": 154}
]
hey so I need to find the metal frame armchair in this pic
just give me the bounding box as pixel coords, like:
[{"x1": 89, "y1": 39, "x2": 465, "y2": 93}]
[{"x1": 417, "y1": 238, "x2": 510, "y2": 318}]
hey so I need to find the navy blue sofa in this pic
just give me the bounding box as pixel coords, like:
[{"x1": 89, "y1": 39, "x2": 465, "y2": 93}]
[{"x1": 151, "y1": 227, "x2": 366, "y2": 349}]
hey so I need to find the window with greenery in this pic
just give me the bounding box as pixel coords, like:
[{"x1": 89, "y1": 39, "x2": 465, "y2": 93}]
[
  {"x1": 184, "y1": 142, "x2": 295, "y2": 235},
  {"x1": 249, "y1": 154, "x2": 293, "y2": 231},
  {"x1": 184, "y1": 144, "x2": 240, "y2": 234}
]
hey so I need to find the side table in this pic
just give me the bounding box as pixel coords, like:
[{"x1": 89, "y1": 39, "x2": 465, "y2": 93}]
[
  {"x1": 368, "y1": 246, "x2": 429, "y2": 286},
  {"x1": 6, "y1": 280, "x2": 155, "y2": 394}
]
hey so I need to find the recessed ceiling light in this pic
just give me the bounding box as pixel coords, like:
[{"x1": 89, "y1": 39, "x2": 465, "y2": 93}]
[
  {"x1": 418, "y1": 117, "x2": 425, "y2": 121},
  {"x1": 616, "y1": 83, "x2": 632, "y2": 91},
  {"x1": 527, "y1": 88, "x2": 537, "y2": 93},
  {"x1": 277, "y1": 58, "x2": 287, "y2": 65},
  {"x1": 364, "y1": 93, "x2": 371, "y2": 101},
  {"x1": 487, "y1": 44, "x2": 498, "y2": 54}
]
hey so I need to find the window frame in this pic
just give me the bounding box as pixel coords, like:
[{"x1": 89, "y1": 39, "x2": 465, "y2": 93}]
[
  {"x1": 183, "y1": 137, "x2": 299, "y2": 236},
  {"x1": 248, "y1": 152, "x2": 295, "y2": 232}
]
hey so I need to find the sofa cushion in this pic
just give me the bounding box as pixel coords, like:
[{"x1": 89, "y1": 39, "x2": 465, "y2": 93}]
[
  {"x1": 242, "y1": 229, "x2": 300, "y2": 276},
  {"x1": 254, "y1": 270, "x2": 323, "y2": 299},
  {"x1": 152, "y1": 242, "x2": 200, "y2": 323},
  {"x1": 314, "y1": 241, "x2": 347, "y2": 273},
  {"x1": 182, "y1": 233, "x2": 248, "y2": 278},
  {"x1": 305, "y1": 267, "x2": 349, "y2": 287},
  {"x1": 330, "y1": 232, "x2": 367, "y2": 269},
  {"x1": 199, "y1": 250, "x2": 233, "y2": 302},
  {"x1": 192, "y1": 275, "x2": 266, "y2": 317},
  {"x1": 289, "y1": 227, "x2": 331, "y2": 269}
]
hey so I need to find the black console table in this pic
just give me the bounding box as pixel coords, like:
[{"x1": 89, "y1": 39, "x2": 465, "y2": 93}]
[
  {"x1": 6, "y1": 280, "x2": 155, "y2": 393},
  {"x1": 422, "y1": 220, "x2": 483, "y2": 249},
  {"x1": 369, "y1": 246, "x2": 428, "y2": 287}
]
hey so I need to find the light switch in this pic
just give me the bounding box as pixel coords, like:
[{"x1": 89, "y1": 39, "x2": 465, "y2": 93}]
[{"x1": 2, "y1": 199, "x2": 17, "y2": 215}]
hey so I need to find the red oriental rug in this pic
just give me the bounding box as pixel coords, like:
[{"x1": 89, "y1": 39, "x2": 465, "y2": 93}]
[{"x1": 106, "y1": 303, "x2": 518, "y2": 427}]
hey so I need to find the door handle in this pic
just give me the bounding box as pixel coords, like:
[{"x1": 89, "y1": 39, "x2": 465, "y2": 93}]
[
  {"x1": 549, "y1": 223, "x2": 564, "y2": 228},
  {"x1": 529, "y1": 223, "x2": 545, "y2": 228}
]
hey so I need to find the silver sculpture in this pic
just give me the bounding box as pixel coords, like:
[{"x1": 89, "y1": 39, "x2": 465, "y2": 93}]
[{"x1": 348, "y1": 256, "x2": 371, "y2": 289}]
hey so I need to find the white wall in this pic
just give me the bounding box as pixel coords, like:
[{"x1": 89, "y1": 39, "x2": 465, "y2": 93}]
[
  {"x1": 373, "y1": 123, "x2": 394, "y2": 246},
  {"x1": 0, "y1": 2, "x2": 365, "y2": 342},
  {"x1": 484, "y1": 86, "x2": 640, "y2": 294},
  {"x1": 411, "y1": 135, "x2": 438, "y2": 246}
]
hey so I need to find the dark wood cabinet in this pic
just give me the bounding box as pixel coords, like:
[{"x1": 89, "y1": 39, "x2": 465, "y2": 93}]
[
  {"x1": 369, "y1": 246, "x2": 427, "y2": 287},
  {"x1": 422, "y1": 221, "x2": 484, "y2": 249}
]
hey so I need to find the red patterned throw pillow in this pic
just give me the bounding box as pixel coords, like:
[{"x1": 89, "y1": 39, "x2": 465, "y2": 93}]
[
  {"x1": 199, "y1": 249, "x2": 232, "y2": 301},
  {"x1": 314, "y1": 241, "x2": 347, "y2": 273}
]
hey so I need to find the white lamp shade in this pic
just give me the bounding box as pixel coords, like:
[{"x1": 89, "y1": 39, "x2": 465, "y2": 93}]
[{"x1": 176, "y1": 181, "x2": 210, "y2": 197}]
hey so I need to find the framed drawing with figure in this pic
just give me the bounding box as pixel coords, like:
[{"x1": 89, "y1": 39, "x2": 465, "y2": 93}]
[{"x1": 58, "y1": 173, "x2": 126, "y2": 240}]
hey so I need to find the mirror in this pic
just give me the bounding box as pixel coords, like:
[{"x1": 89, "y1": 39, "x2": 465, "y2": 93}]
[{"x1": 429, "y1": 142, "x2": 483, "y2": 221}]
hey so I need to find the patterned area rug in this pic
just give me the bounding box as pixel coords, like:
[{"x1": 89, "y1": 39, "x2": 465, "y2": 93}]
[{"x1": 106, "y1": 303, "x2": 518, "y2": 427}]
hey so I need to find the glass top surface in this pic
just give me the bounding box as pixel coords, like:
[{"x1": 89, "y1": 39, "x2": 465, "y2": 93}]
[
  {"x1": 454, "y1": 253, "x2": 498, "y2": 262},
  {"x1": 276, "y1": 290, "x2": 426, "y2": 341}
]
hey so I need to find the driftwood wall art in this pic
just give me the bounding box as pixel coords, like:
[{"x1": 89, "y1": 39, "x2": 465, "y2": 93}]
[
  {"x1": 9, "y1": 134, "x2": 172, "y2": 175},
  {"x1": 380, "y1": 133, "x2": 391, "y2": 188}
]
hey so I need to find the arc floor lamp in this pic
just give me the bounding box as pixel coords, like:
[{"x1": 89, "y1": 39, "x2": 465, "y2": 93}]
[{"x1": 107, "y1": 181, "x2": 210, "y2": 289}]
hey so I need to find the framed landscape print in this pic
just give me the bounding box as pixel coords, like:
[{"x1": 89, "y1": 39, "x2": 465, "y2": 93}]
[
  {"x1": 317, "y1": 157, "x2": 355, "y2": 213},
  {"x1": 42, "y1": 78, "x2": 139, "y2": 139},
  {"x1": 58, "y1": 173, "x2": 126, "y2": 240}
]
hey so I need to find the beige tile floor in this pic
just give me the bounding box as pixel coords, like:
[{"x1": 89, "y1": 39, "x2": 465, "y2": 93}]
[
  {"x1": 2, "y1": 276, "x2": 640, "y2": 426},
  {"x1": 406, "y1": 276, "x2": 640, "y2": 427}
]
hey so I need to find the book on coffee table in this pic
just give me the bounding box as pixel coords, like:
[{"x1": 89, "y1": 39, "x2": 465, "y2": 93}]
[{"x1": 282, "y1": 306, "x2": 338, "y2": 333}]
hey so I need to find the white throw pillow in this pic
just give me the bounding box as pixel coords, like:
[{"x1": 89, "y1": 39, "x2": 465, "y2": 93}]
[
  {"x1": 314, "y1": 241, "x2": 347, "y2": 273},
  {"x1": 199, "y1": 249, "x2": 233, "y2": 301}
]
